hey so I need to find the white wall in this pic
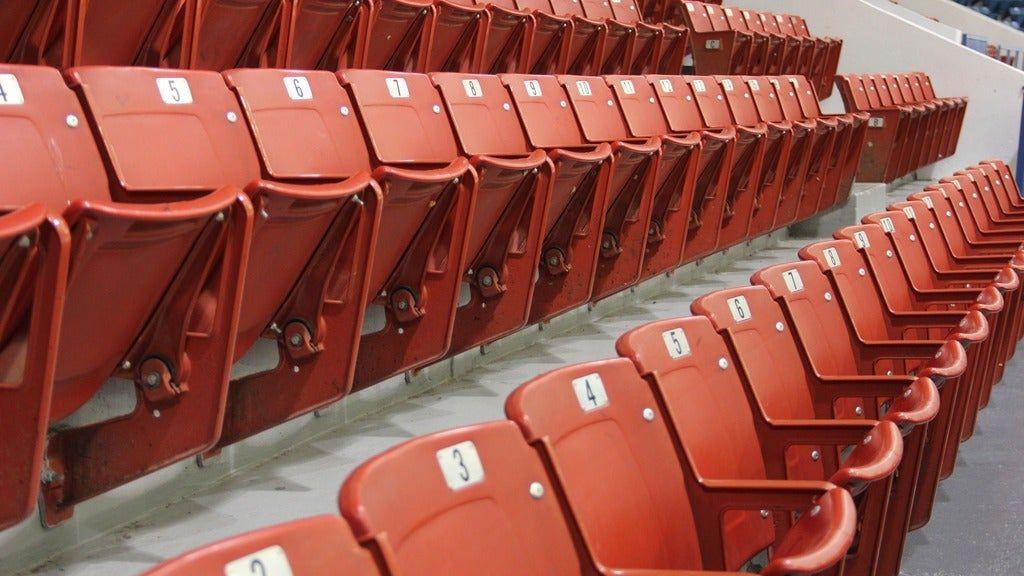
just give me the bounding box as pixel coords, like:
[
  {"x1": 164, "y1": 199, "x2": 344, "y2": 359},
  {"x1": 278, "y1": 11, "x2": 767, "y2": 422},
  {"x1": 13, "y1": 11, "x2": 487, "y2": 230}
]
[
  {"x1": 863, "y1": 0, "x2": 963, "y2": 42},
  {"x1": 891, "y1": 0, "x2": 1024, "y2": 51},
  {"x1": 741, "y1": 0, "x2": 1024, "y2": 177}
]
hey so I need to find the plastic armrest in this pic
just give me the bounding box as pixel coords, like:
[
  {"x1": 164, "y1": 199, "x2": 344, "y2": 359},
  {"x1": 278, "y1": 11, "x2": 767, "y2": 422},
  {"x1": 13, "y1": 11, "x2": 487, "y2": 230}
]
[
  {"x1": 886, "y1": 310, "x2": 965, "y2": 329},
  {"x1": 815, "y1": 374, "x2": 917, "y2": 401},
  {"x1": 856, "y1": 339, "x2": 947, "y2": 362}
]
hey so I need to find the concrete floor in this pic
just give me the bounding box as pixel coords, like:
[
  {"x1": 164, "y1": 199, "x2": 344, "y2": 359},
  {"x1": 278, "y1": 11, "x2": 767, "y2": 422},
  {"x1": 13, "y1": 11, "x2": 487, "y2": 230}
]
[{"x1": 8, "y1": 180, "x2": 1022, "y2": 575}]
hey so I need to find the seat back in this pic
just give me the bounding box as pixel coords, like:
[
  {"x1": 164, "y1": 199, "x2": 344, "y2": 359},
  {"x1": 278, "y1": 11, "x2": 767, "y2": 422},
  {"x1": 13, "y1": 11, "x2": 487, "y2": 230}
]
[
  {"x1": 862, "y1": 209, "x2": 943, "y2": 290},
  {"x1": 559, "y1": 75, "x2": 632, "y2": 143},
  {"x1": 917, "y1": 73, "x2": 938, "y2": 100},
  {"x1": 688, "y1": 76, "x2": 733, "y2": 130},
  {"x1": 678, "y1": 2, "x2": 716, "y2": 33},
  {"x1": 647, "y1": 74, "x2": 706, "y2": 133},
  {"x1": 74, "y1": 0, "x2": 188, "y2": 67},
  {"x1": 339, "y1": 70, "x2": 460, "y2": 166},
  {"x1": 907, "y1": 73, "x2": 927, "y2": 103},
  {"x1": 431, "y1": 73, "x2": 533, "y2": 157},
  {"x1": 0, "y1": 65, "x2": 111, "y2": 211},
  {"x1": 0, "y1": 0, "x2": 44, "y2": 62},
  {"x1": 744, "y1": 76, "x2": 784, "y2": 123},
  {"x1": 799, "y1": 239, "x2": 893, "y2": 341},
  {"x1": 282, "y1": 0, "x2": 370, "y2": 70},
  {"x1": 68, "y1": 67, "x2": 261, "y2": 201},
  {"x1": 888, "y1": 199, "x2": 958, "y2": 271},
  {"x1": 605, "y1": 75, "x2": 672, "y2": 138},
  {"x1": 501, "y1": 74, "x2": 589, "y2": 149},
  {"x1": 506, "y1": 358, "x2": 704, "y2": 570},
  {"x1": 871, "y1": 74, "x2": 897, "y2": 107},
  {"x1": 339, "y1": 421, "x2": 587, "y2": 576},
  {"x1": 751, "y1": 261, "x2": 861, "y2": 375},
  {"x1": 145, "y1": 516, "x2": 381, "y2": 576},
  {"x1": 715, "y1": 75, "x2": 759, "y2": 126},
  {"x1": 769, "y1": 77, "x2": 806, "y2": 121},
  {"x1": 837, "y1": 74, "x2": 871, "y2": 112},
  {"x1": 723, "y1": 6, "x2": 752, "y2": 32},
  {"x1": 189, "y1": 0, "x2": 283, "y2": 70},
  {"x1": 223, "y1": 68, "x2": 372, "y2": 180},
  {"x1": 787, "y1": 76, "x2": 821, "y2": 120},
  {"x1": 704, "y1": 3, "x2": 730, "y2": 31},
  {"x1": 616, "y1": 315, "x2": 775, "y2": 569}
]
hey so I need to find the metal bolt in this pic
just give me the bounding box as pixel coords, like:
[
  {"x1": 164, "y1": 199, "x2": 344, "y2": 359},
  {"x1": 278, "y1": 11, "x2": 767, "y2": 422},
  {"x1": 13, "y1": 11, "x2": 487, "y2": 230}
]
[
  {"x1": 529, "y1": 482, "x2": 545, "y2": 499},
  {"x1": 809, "y1": 505, "x2": 821, "y2": 517},
  {"x1": 909, "y1": 234, "x2": 916, "y2": 242},
  {"x1": 811, "y1": 450, "x2": 821, "y2": 461},
  {"x1": 858, "y1": 268, "x2": 866, "y2": 276},
  {"x1": 16, "y1": 235, "x2": 31, "y2": 248},
  {"x1": 481, "y1": 275, "x2": 493, "y2": 287},
  {"x1": 121, "y1": 360, "x2": 132, "y2": 370},
  {"x1": 351, "y1": 195, "x2": 364, "y2": 206},
  {"x1": 145, "y1": 372, "x2": 160, "y2": 388},
  {"x1": 775, "y1": 322, "x2": 785, "y2": 332},
  {"x1": 824, "y1": 292, "x2": 832, "y2": 301},
  {"x1": 153, "y1": 409, "x2": 162, "y2": 418},
  {"x1": 503, "y1": 102, "x2": 511, "y2": 111},
  {"x1": 293, "y1": 365, "x2": 300, "y2": 373},
  {"x1": 340, "y1": 106, "x2": 350, "y2": 116},
  {"x1": 289, "y1": 334, "x2": 303, "y2": 347},
  {"x1": 642, "y1": 408, "x2": 655, "y2": 422},
  {"x1": 904, "y1": 388, "x2": 913, "y2": 398},
  {"x1": 259, "y1": 208, "x2": 269, "y2": 219},
  {"x1": 560, "y1": 100, "x2": 567, "y2": 108},
  {"x1": 432, "y1": 104, "x2": 441, "y2": 114},
  {"x1": 863, "y1": 435, "x2": 873, "y2": 445},
  {"x1": 215, "y1": 212, "x2": 226, "y2": 222},
  {"x1": 854, "y1": 406, "x2": 864, "y2": 416},
  {"x1": 397, "y1": 300, "x2": 409, "y2": 311},
  {"x1": 397, "y1": 327, "x2": 405, "y2": 335},
  {"x1": 66, "y1": 114, "x2": 80, "y2": 128},
  {"x1": 453, "y1": 178, "x2": 460, "y2": 185},
  {"x1": 760, "y1": 509, "x2": 770, "y2": 519},
  {"x1": 718, "y1": 357, "x2": 729, "y2": 370},
  {"x1": 885, "y1": 250, "x2": 893, "y2": 258},
  {"x1": 226, "y1": 111, "x2": 238, "y2": 123}
]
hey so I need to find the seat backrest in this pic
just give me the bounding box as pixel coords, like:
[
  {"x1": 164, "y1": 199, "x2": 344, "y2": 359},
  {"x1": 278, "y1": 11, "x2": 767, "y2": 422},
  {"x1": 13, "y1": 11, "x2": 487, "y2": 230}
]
[
  {"x1": 680, "y1": 1, "x2": 715, "y2": 32},
  {"x1": 75, "y1": 0, "x2": 187, "y2": 66},
  {"x1": 799, "y1": 239, "x2": 892, "y2": 341},
  {"x1": 338, "y1": 70, "x2": 460, "y2": 166},
  {"x1": 190, "y1": 0, "x2": 282, "y2": 70},
  {"x1": 838, "y1": 74, "x2": 871, "y2": 112},
  {"x1": 772, "y1": 13, "x2": 798, "y2": 36},
  {"x1": 647, "y1": 74, "x2": 705, "y2": 133},
  {"x1": 616, "y1": 315, "x2": 775, "y2": 569},
  {"x1": 786, "y1": 76, "x2": 821, "y2": 119},
  {"x1": 742, "y1": 8, "x2": 766, "y2": 33},
  {"x1": 887, "y1": 200, "x2": 957, "y2": 271},
  {"x1": 917, "y1": 73, "x2": 937, "y2": 100},
  {"x1": 895, "y1": 74, "x2": 917, "y2": 104},
  {"x1": 687, "y1": 76, "x2": 733, "y2": 130},
  {"x1": 145, "y1": 516, "x2": 381, "y2": 576},
  {"x1": 790, "y1": 14, "x2": 811, "y2": 37},
  {"x1": 0, "y1": 64, "x2": 111, "y2": 211},
  {"x1": 691, "y1": 286, "x2": 821, "y2": 423},
  {"x1": 506, "y1": 358, "x2": 704, "y2": 571},
  {"x1": 0, "y1": 0, "x2": 42, "y2": 62},
  {"x1": 559, "y1": 75, "x2": 632, "y2": 143},
  {"x1": 723, "y1": 6, "x2": 751, "y2": 32},
  {"x1": 704, "y1": 3, "x2": 730, "y2": 31},
  {"x1": 223, "y1": 68, "x2": 372, "y2": 180},
  {"x1": 339, "y1": 421, "x2": 587, "y2": 576},
  {"x1": 905, "y1": 73, "x2": 926, "y2": 103},
  {"x1": 605, "y1": 75, "x2": 672, "y2": 138},
  {"x1": 861, "y1": 209, "x2": 940, "y2": 290},
  {"x1": 578, "y1": 0, "x2": 615, "y2": 20},
  {"x1": 768, "y1": 77, "x2": 806, "y2": 121},
  {"x1": 501, "y1": 74, "x2": 588, "y2": 149},
  {"x1": 758, "y1": 12, "x2": 783, "y2": 35},
  {"x1": 607, "y1": 0, "x2": 645, "y2": 25},
  {"x1": 833, "y1": 224, "x2": 918, "y2": 312},
  {"x1": 751, "y1": 261, "x2": 860, "y2": 375},
  {"x1": 744, "y1": 76, "x2": 784, "y2": 123},
  {"x1": 430, "y1": 72, "x2": 533, "y2": 157},
  {"x1": 861, "y1": 75, "x2": 884, "y2": 109},
  {"x1": 67, "y1": 66, "x2": 261, "y2": 201},
  {"x1": 882, "y1": 75, "x2": 905, "y2": 105},
  {"x1": 715, "y1": 75, "x2": 758, "y2": 126},
  {"x1": 871, "y1": 74, "x2": 896, "y2": 107},
  {"x1": 909, "y1": 188, "x2": 979, "y2": 256}
]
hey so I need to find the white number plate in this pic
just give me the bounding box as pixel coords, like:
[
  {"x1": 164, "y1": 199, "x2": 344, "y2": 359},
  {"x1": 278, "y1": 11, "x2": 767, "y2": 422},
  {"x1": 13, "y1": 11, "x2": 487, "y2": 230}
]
[
  {"x1": 436, "y1": 441, "x2": 485, "y2": 490},
  {"x1": 572, "y1": 373, "x2": 609, "y2": 412},
  {"x1": 524, "y1": 80, "x2": 543, "y2": 97},
  {"x1": 224, "y1": 546, "x2": 294, "y2": 576},
  {"x1": 902, "y1": 206, "x2": 916, "y2": 220},
  {"x1": 462, "y1": 78, "x2": 483, "y2": 98},
  {"x1": 385, "y1": 77, "x2": 410, "y2": 98},
  {"x1": 822, "y1": 247, "x2": 841, "y2": 268},
  {"x1": 283, "y1": 76, "x2": 312, "y2": 100},
  {"x1": 156, "y1": 78, "x2": 193, "y2": 105},
  {"x1": 853, "y1": 230, "x2": 871, "y2": 248},
  {"x1": 0, "y1": 74, "x2": 25, "y2": 105},
  {"x1": 575, "y1": 80, "x2": 593, "y2": 96},
  {"x1": 620, "y1": 79, "x2": 636, "y2": 95},
  {"x1": 659, "y1": 78, "x2": 674, "y2": 93},
  {"x1": 782, "y1": 269, "x2": 804, "y2": 292},
  {"x1": 879, "y1": 217, "x2": 895, "y2": 233},
  {"x1": 727, "y1": 296, "x2": 752, "y2": 322},
  {"x1": 662, "y1": 328, "x2": 691, "y2": 359}
]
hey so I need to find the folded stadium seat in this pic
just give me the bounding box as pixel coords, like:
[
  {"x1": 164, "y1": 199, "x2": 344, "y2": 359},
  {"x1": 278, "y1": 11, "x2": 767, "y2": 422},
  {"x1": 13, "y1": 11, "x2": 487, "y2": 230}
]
[
  {"x1": 771, "y1": 15, "x2": 816, "y2": 79},
  {"x1": 336, "y1": 70, "x2": 475, "y2": 386},
  {"x1": 500, "y1": 73, "x2": 612, "y2": 322},
  {"x1": 717, "y1": 75, "x2": 787, "y2": 238},
  {"x1": 894, "y1": 73, "x2": 945, "y2": 167},
  {"x1": 70, "y1": 64, "x2": 383, "y2": 467},
  {"x1": 273, "y1": 0, "x2": 371, "y2": 70},
  {"x1": 915, "y1": 72, "x2": 967, "y2": 158},
  {"x1": 768, "y1": 77, "x2": 839, "y2": 220},
  {"x1": 0, "y1": 204, "x2": 67, "y2": 531},
  {"x1": 954, "y1": 166, "x2": 1024, "y2": 229},
  {"x1": 145, "y1": 515, "x2": 381, "y2": 575},
  {"x1": 980, "y1": 159, "x2": 1021, "y2": 203},
  {"x1": 0, "y1": 65, "x2": 250, "y2": 526},
  {"x1": 600, "y1": 0, "x2": 689, "y2": 75},
  {"x1": 429, "y1": 72, "x2": 551, "y2": 354},
  {"x1": 832, "y1": 221, "x2": 1016, "y2": 530},
  {"x1": 798, "y1": 237, "x2": 988, "y2": 576},
  {"x1": 506, "y1": 360, "x2": 857, "y2": 575},
  {"x1": 691, "y1": 286, "x2": 914, "y2": 576},
  {"x1": 688, "y1": 76, "x2": 764, "y2": 250},
  {"x1": 744, "y1": 75, "x2": 813, "y2": 229},
  {"x1": 742, "y1": 9, "x2": 785, "y2": 75},
  {"x1": 757, "y1": 12, "x2": 801, "y2": 76},
  {"x1": 722, "y1": 6, "x2": 770, "y2": 75},
  {"x1": 925, "y1": 180, "x2": 1024, "y2": 249},
  {"x1": 603, "y1": 75, "x2": 702, "y2": 280},
  {"x1": 671, "y1": 2, "x2": 753, "y2": 75},
  {"x1": 786, "y1": 15, "x2": 840, "y2": 97},
  {"x1": 556, "y1": 75, "x2": 659, "y2": 300},
  {"x1": 645, "y1": 75, "x2": 734, "y2": 263},
  {"x1": 866, "y1": 74, "x2": 926, "y2": 179},
  {"x1": 617, "y1": 316, "x2": 920, "y2": 574},
  {"x1": 836, "y1": 74, "x2": 911, "y2": 183},
  {"x1": 974, "y1": 160, "x2": 1024, "y2": 219},
  {"x1": 879, "y1": 74, "x2": 933, "y2": 175},
  {"x1": 186, "y1": 0, "x2": 284, "y2": 70}
]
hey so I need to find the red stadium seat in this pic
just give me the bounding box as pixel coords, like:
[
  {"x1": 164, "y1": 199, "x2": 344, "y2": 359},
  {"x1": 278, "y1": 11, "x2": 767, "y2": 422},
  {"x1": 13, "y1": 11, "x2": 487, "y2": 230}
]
[
  {"x1": 0, "y1": 65, "x2": 250, "y2": 525},
  {"x1": 275, "y1": 0, "x2": 371, "y2": 70},
  {"x1": 646, "y1": 74, "x2": 735, "y2": 263},
  {"x1": 144, "y1": 515, "x2": 381, "y2": 575},
  {"x1": 672, "y1": 2, "x2": 752, "y2": 76},
  {"x1": 604, "y1": 74, "x2": 702, "y2": 280},
  {"x1": 722, "y1": 7, "x2": 770, "y2": 76},
  {"x1": 0, "y1": 204, "x2": 68, "y2": 531},
  {"x1": 558, "y1": 74, "x2": 660, "y2": 300},
  {"x1": 506, "y1": 358, "x2": 856, "y2": 575},
  {"x1": 430, "y1": 72, "x2": 551, "y2": 353},
  {"x1": 501, "y1": 73, "x2": 612, "y2": 322},
  {"x1": 337, "y1": 69, "x2": 475, "y2": 386}
]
